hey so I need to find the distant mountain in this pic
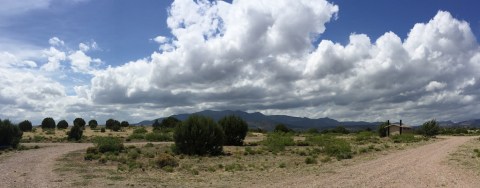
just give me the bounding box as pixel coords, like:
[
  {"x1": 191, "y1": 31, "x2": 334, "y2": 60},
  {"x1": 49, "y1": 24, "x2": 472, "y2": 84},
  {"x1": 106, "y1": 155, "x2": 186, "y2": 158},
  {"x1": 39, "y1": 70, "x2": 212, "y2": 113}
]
[
  {"x1": 136, "y1": 110, "x2": 381, "y2": 131},
  {"x1": 455, "y1": 119, "x2": 480, "y2": 128}
]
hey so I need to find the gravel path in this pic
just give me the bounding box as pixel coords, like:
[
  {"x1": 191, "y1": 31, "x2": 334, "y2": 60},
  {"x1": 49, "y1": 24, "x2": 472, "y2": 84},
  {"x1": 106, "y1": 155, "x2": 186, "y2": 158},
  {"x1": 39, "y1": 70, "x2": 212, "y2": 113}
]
[
  {"x1": 268, "y1": 136, "x2": 480, "y2": 188},
  {"x1": 0, "y1": 143, "x2": 92, "y2": 188}
]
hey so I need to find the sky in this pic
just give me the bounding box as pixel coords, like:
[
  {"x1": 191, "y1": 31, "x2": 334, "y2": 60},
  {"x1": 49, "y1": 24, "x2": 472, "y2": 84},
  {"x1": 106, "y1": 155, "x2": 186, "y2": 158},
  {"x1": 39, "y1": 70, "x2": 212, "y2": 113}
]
[{"x1": 1, "y1": 0, "x2": 480, "y2": 125}]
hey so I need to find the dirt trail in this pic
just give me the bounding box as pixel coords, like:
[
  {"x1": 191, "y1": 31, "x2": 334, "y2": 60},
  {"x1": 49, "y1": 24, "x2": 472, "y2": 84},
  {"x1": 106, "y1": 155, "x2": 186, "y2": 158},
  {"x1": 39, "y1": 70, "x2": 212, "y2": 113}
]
[
  {"x1": 268, "y1": 136, "x2": 480, "y2": 188},
  {"x1": 0, "y1": 143, "x2": 92, "y2": 188}
]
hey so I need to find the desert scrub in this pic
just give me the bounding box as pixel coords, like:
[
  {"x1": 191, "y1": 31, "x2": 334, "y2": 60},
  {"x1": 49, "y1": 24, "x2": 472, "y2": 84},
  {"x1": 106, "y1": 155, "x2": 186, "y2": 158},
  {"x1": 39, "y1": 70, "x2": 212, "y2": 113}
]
[
  {"x1": 155, "y1": 153, "x2": 178, "y2": 168},
  {"x1": 306, "y1": 134, "x2": 353, "y2": 160},
  {"x1": 145, "y1": 132, "x2": 171, "y2": 141},
  {"x1": 93, "y1": 136, "x2": 124, "y2": 153},
  {"x1": 390, "y1": 134, "x2": 420, "y2": 143},
  {"x1": 263, "y1": 132, "x2": 294, "y2": 153},
  {"x1": 305, "y1": 157, "x2": 317, "y2": 164},
  {"x1": 355, "y1": 131, "x2": 379, "y2": 144},
  {"x1": 174, "y1": 115, "x2": 224, "y2": 156}
]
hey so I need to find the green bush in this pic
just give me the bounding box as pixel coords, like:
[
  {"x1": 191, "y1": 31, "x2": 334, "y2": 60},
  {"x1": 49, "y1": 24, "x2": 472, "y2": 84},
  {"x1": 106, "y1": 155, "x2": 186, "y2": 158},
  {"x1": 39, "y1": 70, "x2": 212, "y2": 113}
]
[
  {"x1": 355, "y1": 131, "x2": 379, "y2": 144},
  {"x1": 88, "y1": 119, "x2": 98, "y2": 129},
  {"x1": 391, "y1": 134, "x2": 420, "y2": 143},
  {"x1": 128, "y1": 133, "x2": 145, "y2": 140},
  {"x1": 152, "y1": 119, "x2": 161, "y2": 130},
  {"x1": 145, "y1": 132, "x2": 171, "y2": 141},
  {"x1": 57, "y1": 120, "x2": 69, "y2": 129},
  {"x1": 173, "y1": 115, "x2": 224, "y2": 156},
  {"x1": 133, "y1": 127, "x2": 148, "y2": 134},
  {"x1": 263, "y1": 132, "x2": 294, "y2": 153},
  {"x1": 73, "y1": 118, "x2": 86, "y2": 129},
  {"x1": 305, "y1": 157, "x2": 317, "y2": 164},
  {"x1": 120, "y1": 121, "x2": 129, "y2": 127},
  {"x1": 219, "y1": 115, "x2": 248, "y2": 146},
  {"x1": 68, "y1": 125, "x2": 83, "y2": 141},
  {"x1": 112, "y1": 120, "x2": 121, "y2": 132},
  {"x1": 155, "y1": 153, "x2": 178, "y2": 168},
  {"x1": 106, "y1": 119, "x2": 115, "y2": 130},
  {"x1": 160, "y1": 117, "x2": 181, "y2": 130},
  {"x1": 420, "y1": 119, "x2": 440, "y2": 137},
  {"x1": 306, "y1": 135, "x2": 352, "y2": 160},
  {"x1": 100, "y1": 127, "x2": 106, "y2": 132},
  {"x1": 18, "y1": 120, "x2": 33, "y2": 132},
  {"x1": 274, "y1": 124, "x2": 293, "y2": 133},
  {"x1": 377, "y1": 121, "x2": 389, "y2": 137},
  {"x1": 0, "y1": 119, "x2": 23, "y2": 149},
  {"x1": 93, "y1": 136, "x2": 124, "y2": 153},
  {"x1": 41, "y1": 117, "x2": 56, "y2": 129}
]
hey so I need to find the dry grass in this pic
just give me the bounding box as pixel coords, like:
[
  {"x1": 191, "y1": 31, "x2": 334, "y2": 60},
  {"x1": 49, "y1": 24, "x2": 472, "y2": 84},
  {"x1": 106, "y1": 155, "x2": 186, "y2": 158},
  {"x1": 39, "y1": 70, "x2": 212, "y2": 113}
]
[
  {"x1": 448, "y1": 136, "x2": 480, "y2": 176},
  {"x1": 55, "y1": 133, "x2": 437, "y2": 187},
  {"x1": 22, "y1": 126, "x2": 147, "y2": 142}
]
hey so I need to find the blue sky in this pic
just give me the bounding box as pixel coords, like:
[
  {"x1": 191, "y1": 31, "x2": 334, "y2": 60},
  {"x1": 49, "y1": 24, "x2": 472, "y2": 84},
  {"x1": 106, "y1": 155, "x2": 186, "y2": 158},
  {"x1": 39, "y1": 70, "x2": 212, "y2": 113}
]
[{"x1": 1, "y1": 0, "x2": 480, "y2": 124}]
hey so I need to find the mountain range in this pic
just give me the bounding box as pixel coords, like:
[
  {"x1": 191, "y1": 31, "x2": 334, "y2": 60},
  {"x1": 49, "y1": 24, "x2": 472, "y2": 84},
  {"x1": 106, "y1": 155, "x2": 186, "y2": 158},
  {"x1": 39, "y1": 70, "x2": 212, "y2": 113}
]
[{"x1": 136, "y1": 110, "x2": 381, "y2": 131}]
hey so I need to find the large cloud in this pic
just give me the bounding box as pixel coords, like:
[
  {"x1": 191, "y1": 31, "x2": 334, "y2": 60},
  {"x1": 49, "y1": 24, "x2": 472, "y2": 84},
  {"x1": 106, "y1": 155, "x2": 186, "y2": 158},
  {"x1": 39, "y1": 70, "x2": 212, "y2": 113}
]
[{"x1": 86, "y1": 1, "x2": 480, "y2": 124}]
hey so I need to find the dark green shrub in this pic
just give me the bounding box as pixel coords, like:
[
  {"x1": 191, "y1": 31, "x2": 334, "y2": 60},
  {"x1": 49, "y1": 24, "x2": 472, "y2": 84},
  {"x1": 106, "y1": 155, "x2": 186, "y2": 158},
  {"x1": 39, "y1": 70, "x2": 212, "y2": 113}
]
[
  {"x1": 274, "y1": 124, "x2": 293, "y2": 133},
  {"x1": 145, "y1": 132, "x2": 171, "y2": 141},
  {"x1": 378, "y1": 121, "x2": 389, "y2": 137},
  {"x1": 112, "y1": 120, "x2": 121, "y2": 132},
  {"x1": 120, "y1": 121, "x2": 129, "y2": 127},
  {"x1": 57, "y1": 120, "x2": 69, "y2": 129},
  {"x1": 73, "y1": 118, "x2": 86, "y2": 129},
  {"x1": 263, "y1": 132, "x2": 294, "y2": 153},
  {"x1": 420, "y1": 119, "x2": 440, "y2": 137},
  {"x1": 68, "y1": 125, "x2": 83, "y2": 141},
  {"x1": 18, "y1": 120, "x2": 32, "y2": 132},
  {"x1": 100, "y1": 127, "x2": 106, "y2": 132},
  {"x1": 88, "y1": 119, "x2": 98, "y2": 129},
  {"x1": 41, "y1": 117, "x2": 55, "y2": 129},
  {"x1": 219, "y1": 115, "x2": 248, "y2": 146},
  {"x1": 0, "y1": 119, "x2": 23, "y2": 149},
  {"x1": 93, "y1": 136, "x2": 124, "y2": 153},
  {"x1": 155, "y1": 153, "x2": 178, "y2": 168},
  {"x1": 160, "y1": 117, "x2": 181, "y2": 129},
  {"x1": 106, "y1": 119, "x2": 115, "y2": 130},
  {"x1": 173, "y1": 115, "x2": 224, "y2": 156},
  {"x1": 152, "y1": 119, "x2": 161, "y2": 130}
]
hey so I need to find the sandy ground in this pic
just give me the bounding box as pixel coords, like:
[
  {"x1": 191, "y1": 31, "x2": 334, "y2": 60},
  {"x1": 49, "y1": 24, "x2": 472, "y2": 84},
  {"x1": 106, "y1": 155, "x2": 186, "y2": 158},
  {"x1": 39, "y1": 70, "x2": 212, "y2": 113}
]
[
  {"x1": 0, "y1": 136, "x2": 478, "y2": 188},
  {"x1": 267, "y1": 136, "x2": 480, "y2": 188},
  {"x1": 0, "y1": 143, "x2": 92, "y2": 188}
]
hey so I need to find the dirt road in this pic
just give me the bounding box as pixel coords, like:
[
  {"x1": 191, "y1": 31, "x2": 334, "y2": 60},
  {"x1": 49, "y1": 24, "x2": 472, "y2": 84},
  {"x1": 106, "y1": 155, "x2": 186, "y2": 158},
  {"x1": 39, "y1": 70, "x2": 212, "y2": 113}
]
[
  {"x1": 269, "y1": 136, "x2": 480, "y2": 188},
  {"x1": 0, "y1": 143, "x2": 92, "y2": 188}
]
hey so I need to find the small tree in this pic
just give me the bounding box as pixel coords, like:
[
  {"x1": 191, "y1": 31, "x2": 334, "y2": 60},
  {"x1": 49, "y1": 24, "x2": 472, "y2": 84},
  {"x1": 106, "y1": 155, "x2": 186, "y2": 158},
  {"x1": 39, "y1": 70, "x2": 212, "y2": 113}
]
[
  {"x1": 18, "y1": 120, "x2": 33, "y2": 132},
  {"x1": 378, "y1": 121, "x2": 389, "y2": 137},
  {"x1": 112, "y1": 120, "x2": 121, "y2": 132},
  {"x1": 160, "y1": 117, "x2": 181, "y2": 129},
  {"x1": 152, "y1": 119, "x2": 161, "y2": 130},
  {"x1": 73, "y1": 118, "x2": 86, "y2": 129},
  {"x1": 88, "y1": 119, "x2": 98, "y2": 129},
  {"x1": 41, "y1": 117, "x2": 56, "y2": 129},
  {"x1": 0, "y1": 119, "x2": 23, "y2": 149},
  {"x1": 274, "y1": 124, "x2": 293, "y2": 133},
  {"x1": 106, "y1": 119, "x2": 115, "y2": 130},
  {"x1": 57, "y1": 120, "x2": 69, "y2": 129},
  {"x1": 68, "y1": 125, "x2": 83, "y2": 141},
  {"x1": 120, "y1": 121, "x2": 129, "y2": 127},
  {"x1": 218, "y1": 115, "x2": 248, "y2": 146},
  {"x1": 420, "y1": 119, "x2": 440, "y2": 137},
  {"x1": 174, "y1": 115, "x2": 224, "y2": 156}
]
